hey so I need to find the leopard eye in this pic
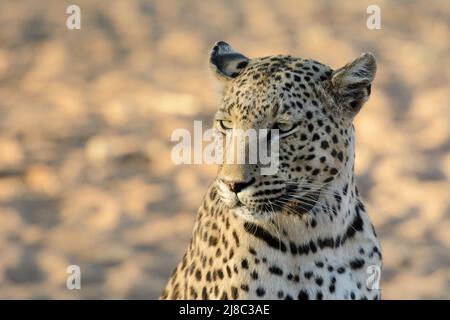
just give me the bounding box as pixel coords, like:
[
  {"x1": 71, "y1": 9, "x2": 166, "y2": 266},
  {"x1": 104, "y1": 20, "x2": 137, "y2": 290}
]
[
  {"x1": 217, "y1": 119, "x2": 233, "y2": 131},
  {"x1": 274, "y1": 122, "x2": 296, "y2": 134}
]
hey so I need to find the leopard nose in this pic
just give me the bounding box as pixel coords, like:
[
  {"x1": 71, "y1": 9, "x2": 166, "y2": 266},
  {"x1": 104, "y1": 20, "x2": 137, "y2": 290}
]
[{"x1": 222, "y1": 177, "x2": 256, "y2": 193}]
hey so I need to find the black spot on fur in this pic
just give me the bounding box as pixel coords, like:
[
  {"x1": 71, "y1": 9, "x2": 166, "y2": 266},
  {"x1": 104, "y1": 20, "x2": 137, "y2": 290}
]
[
  {"x1": 268, "y1": 266, "x2": 283, "y2": 276},
  {"x1": 256, "y1": 287, "x2": 266, "y2": 297},
  {"x1": 349, "y1": 259, "x2": 365, "y2": 270},
  {"x1": 244, "y1": 222, "x2": 287, "y2": 252},
  {"x1": 315, "y1": 277, "x2": 323, "y2": 286},
  {"x1": 298, "y1": 290, "x2": 309, "y2": 300},
  {"x1": 231, "y1": 286, "x2": 239, "y2": 299}
]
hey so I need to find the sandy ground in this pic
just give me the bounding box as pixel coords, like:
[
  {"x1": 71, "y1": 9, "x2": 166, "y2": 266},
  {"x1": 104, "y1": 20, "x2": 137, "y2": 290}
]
[{"x1": 0, "y1": 0, "x2": 448, "y2": 299}]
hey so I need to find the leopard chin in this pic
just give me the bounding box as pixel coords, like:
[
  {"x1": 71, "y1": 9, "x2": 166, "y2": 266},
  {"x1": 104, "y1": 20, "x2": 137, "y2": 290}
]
[{"x1": 231, "y1": 203, "x2": 279, "y2": 222}]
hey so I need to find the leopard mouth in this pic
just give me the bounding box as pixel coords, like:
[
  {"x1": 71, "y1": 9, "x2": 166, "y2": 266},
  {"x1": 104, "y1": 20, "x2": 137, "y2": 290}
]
[
  {"x1": 233, "y1": 195, "x2": 320, "y2": 217},
  {"x1": 224, "y1": 184, "x2": 321, "y2": 217}
]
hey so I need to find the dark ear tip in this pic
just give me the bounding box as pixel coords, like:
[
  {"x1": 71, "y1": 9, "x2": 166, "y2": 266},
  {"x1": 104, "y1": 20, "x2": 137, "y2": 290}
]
[
  {"x1": 360, "y1": 52, "x2": 377, "y2": 68},
  {"x1": 361, "y1": 52, "x2": 376, "y2": 59},
  {"x1": 211, "y1": 41, "x2": 230, "y2": 55},
  {"x1": 210, "y1": 42, "x2": 223, "y2": 64},
  {"x1": 209, "y1": 41, "x2": 249, "y2": 78},
  {"x1": 215, "y1": 40, "x2": 229, "y2": 47},
  {"x1": 210, "y1": 40, "x2": 234, "y2": 55},
  {"x1": 209, "y1": 41, "x2": 235, "y2": 66}
]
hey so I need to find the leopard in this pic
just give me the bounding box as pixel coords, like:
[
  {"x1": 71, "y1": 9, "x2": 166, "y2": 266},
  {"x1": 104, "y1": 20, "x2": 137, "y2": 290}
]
[{"x1": 160, "y1": 41, "x2": 382, "y2": 300}]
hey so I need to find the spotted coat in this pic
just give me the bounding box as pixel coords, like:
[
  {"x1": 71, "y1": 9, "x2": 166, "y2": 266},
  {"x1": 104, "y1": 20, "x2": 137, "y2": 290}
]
[{"x1": 161, "y1": 41, "x2": 382, "y2": 300}]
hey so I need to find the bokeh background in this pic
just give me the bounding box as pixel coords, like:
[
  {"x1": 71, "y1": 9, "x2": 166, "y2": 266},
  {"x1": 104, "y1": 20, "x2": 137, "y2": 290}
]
[{"x1": 0, "y1": 0, "x2": 449, "y2": 299}]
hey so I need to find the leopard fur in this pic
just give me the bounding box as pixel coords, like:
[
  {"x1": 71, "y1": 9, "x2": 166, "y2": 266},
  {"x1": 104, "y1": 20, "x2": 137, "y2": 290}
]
[{"x1": 161, "y1": 41, "x2": 382, "y2": 300}]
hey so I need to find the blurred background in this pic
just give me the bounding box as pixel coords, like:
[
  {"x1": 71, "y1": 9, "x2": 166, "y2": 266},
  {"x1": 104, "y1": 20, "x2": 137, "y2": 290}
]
[{"x1": 0, "y1": 0, "x2": 449, "y2": 299}]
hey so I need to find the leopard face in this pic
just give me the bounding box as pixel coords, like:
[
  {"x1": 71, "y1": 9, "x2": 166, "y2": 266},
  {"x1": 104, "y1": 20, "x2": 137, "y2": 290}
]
[{"x1": 210, "y1": 42, "x2": 375, "y2": 222}]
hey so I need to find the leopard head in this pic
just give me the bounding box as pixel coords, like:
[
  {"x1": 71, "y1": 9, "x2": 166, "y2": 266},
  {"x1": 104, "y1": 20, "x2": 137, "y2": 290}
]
[{"x1": 209, "y1": 41, "x2": 376, "y2": 222}]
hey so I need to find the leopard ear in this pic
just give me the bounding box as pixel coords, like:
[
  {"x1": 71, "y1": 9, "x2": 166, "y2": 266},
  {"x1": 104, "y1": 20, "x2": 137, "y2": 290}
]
[
  {"x1": 209, "y1": 41, "x2": 249, "y2": 81},
  {"x1": 331, "y1": 53, "x2": 376, "y2": 117}
]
